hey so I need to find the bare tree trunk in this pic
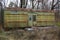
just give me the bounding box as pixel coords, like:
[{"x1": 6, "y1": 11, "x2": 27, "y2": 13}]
[
  {"x1": 51, "y1": 0, "x2": 58, "y2": 10},
  {"x1": 25, "y1": 0, "x2": 27, "y2": 8},
  {"x1": 32, "y1": 0, "x2": 34, "y2": 9},
  {"x1": 42, "y1": 0, "x2": 44, "y2": 10},
  {"x1": 16, "y1": 0, "x2": 18, "y2": 7},
  {"x1": 20, "y1": 0, "x2": 26, "y2": 8},
  {"x1": 51, "y1": 0, "x2": 54, "y2": 10},
  {"x1": 37, "y1": 0, "x2": 40, "y2": 9},
  {"x1": 3, "y1": 0, "x2": 5, "y2": 8},
  {"x1": 20, "y1": 0, "x2": 22, "y2": 8}
]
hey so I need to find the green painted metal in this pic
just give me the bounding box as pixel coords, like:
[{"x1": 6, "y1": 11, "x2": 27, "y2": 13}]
[{"x1": 4, "y1": 11, "x2": 55, "y2": 27}]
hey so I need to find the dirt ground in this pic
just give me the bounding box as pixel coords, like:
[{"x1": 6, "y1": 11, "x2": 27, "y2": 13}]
[{"x1": 0, "y1": 27, "x2": 60, "y2": 40}]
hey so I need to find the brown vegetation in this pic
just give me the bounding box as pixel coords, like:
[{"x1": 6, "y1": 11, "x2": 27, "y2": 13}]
[{"x1": 3, "y1": 27, "x2": 60, "y2": 40}]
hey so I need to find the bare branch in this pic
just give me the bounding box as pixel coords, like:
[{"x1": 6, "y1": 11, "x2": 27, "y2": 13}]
[{"x1": 51, "y1": 0, "x2": 58, "y2": 10}]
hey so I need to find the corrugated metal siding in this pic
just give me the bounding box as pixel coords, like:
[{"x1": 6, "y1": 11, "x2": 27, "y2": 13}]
[
  {"x1": 36, "y1": 13, "x2": 55, "y2": 26},
  {"x1": 4, "y1": 11, "x2": 55, "y2": 27},
  {"x1": 4, "y1": 11, "x2": 28, "y2": 27}
]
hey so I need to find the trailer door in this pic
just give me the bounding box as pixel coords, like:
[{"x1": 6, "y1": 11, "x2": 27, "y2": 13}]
[{"x1": 28, "y1": 14, "x2": 36, "y2": 27}]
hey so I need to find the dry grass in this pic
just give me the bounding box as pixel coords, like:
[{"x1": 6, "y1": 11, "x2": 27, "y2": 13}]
[{"x1": 0, "y1": 27, "x2": 59, "y2": 40}]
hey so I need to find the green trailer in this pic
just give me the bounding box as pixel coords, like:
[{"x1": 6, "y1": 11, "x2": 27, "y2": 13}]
[{"x1": 4, "y1": 8, "x2": 55, "y2": 28}]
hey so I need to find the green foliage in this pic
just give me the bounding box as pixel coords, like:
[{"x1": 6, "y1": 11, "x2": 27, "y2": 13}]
[{"x1": 56, "y1": 22, "x2": 60, "y2": 27}]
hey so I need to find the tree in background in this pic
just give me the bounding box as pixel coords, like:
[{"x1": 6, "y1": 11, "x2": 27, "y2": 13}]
[
  {"x1": 51, "y1": 0, "x2": 58, "y2": 10},
  {"x1": 9, "y1": 1, "x2": 18, "y2": 7},
  {"x1": 15, "y1": 0, "x2": 18, "y2": 7},
  {"x1": 20, "y1": 0, "x2": 25, "y2": 8},
  {"x1": 9, "y1": 2, "x2": 14, "y2": 7},
  {"x1": 2, "y1": 0, "x2": 59, "y2": 10}
]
